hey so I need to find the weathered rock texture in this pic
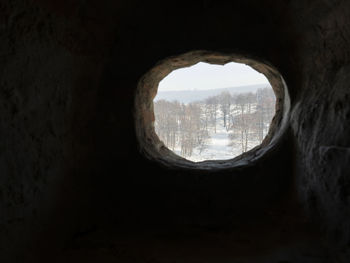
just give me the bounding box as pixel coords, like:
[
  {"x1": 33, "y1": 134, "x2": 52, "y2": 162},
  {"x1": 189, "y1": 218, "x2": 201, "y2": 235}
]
[
  {"x1": 0, "y1": 0, "x2": 349, "y2": 262},
  {"x1": 289, "y1": 1, "x2": 350, "y2": 258}
]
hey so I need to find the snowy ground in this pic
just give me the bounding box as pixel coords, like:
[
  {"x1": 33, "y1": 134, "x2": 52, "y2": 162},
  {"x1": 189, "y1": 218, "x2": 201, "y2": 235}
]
[{"x1": 173, "y1": 123, "x2": 259, "y2": 162}]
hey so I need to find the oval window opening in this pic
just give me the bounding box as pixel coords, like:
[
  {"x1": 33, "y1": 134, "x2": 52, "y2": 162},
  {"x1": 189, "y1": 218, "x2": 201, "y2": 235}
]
[{"x1": 153, "y1": 62, "x2": 276, "y2": 162}]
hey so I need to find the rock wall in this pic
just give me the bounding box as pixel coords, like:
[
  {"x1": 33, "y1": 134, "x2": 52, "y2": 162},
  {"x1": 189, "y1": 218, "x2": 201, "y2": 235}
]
[
  {"x1": 289, "y1": 1, "x2": 350, "y2": 257},
  {"x1": 0, "y1": 0, "x2": 349, "y2": 261},
  {"x1": 0, "y1": 1, "x2": 109, "y2": 260}
]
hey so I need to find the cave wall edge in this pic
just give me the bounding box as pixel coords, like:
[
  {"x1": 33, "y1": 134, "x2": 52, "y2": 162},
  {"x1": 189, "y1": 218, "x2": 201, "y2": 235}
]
[
  {"x1": 288, "y1": 1, "x2": 350, "y2": 258},
  {"x1": 0, "y1": 0, "x2": 350, "y2": 261}
]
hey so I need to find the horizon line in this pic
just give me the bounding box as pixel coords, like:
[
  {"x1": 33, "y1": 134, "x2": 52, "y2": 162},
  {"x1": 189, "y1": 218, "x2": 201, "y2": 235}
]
[{"x1": 158, "y1": 82, "x2": 271, "y2": 92}]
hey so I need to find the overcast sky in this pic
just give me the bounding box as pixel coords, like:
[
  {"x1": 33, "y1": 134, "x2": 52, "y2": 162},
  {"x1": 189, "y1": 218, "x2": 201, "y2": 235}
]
[{"x1": 158, "y1": 62, "x2": 269, "y2": 91}]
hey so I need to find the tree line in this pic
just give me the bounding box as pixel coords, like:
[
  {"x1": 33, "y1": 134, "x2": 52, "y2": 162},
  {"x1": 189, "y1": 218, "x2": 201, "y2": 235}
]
[{"x1": 154, "y1": 87, "x2": 275, "y2": 157}]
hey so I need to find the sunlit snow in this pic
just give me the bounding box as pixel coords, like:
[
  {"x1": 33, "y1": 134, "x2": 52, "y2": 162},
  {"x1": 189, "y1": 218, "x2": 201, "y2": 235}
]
[{"x1": 172, "y1": 119, "x2": 259, "y2": 162}]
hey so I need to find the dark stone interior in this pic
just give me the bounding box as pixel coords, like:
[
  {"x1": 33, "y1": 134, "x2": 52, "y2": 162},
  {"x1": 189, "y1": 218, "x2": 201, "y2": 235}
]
[{"x1": 1, "y1": 0, "x2": 349, "y2": 262}]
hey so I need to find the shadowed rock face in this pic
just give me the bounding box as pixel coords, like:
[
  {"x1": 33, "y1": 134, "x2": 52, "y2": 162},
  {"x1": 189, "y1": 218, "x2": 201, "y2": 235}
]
[{"x1": 0, "y1": 0, "x2": 349, "y2": 262}]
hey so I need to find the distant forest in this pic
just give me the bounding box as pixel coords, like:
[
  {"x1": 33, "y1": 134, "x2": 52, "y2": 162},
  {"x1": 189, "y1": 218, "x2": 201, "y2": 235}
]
[{"x1": 154, "y1": 87, "x2": 275, "y2": 157}]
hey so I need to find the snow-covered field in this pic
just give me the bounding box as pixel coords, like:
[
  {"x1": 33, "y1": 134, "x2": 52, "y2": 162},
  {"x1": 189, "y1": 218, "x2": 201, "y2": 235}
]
[
  {"x1": 172, "y1": 123, "x2": 259, "y2": 162},
  {"x1": 154, "y1": 91, "x2": 275, "y2": 162}
]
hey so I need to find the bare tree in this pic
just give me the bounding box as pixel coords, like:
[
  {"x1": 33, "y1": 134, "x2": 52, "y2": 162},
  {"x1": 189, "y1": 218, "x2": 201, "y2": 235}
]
[
  {"x1": 205, "y1": 96, "x2": 219, "y2": 133},
  {"x1": 255, "y1": 87, "x2": 276, "y2": 142},
  {"x1": 154, "y1": 100, "x2": 210, "y2": 158},
  {"x1": 218, "y1": 91, "x2": 232, "y2": 130},
  {"x1": 154, "y1": 100, "x2": 180, "y2": 150},
  {"x1": 229, "y1": 93, "x2": 257, "y2": 153}
]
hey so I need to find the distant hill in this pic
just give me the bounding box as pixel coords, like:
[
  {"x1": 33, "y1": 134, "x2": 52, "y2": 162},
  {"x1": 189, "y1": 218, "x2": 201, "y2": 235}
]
[{"x1": 154, "y1": 84, "x2": 271, "y2": 103}]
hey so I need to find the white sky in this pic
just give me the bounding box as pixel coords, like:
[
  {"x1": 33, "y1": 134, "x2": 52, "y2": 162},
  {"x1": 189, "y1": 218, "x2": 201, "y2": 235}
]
[{"x1": 158, "y1": 62, "x2": 269, "y2": 91}]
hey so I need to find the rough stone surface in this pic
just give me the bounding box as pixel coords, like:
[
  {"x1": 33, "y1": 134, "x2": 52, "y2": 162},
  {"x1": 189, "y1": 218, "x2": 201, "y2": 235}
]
[
  {"x1": 289, "y1": 1, "x2": 350, "y2": 257},
  {"x1": 0, "y1": 0, "x2": 349, "y2": 262}
]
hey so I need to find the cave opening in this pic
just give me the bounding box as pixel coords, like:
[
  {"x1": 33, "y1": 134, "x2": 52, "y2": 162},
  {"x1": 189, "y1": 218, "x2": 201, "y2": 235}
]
[
  {"x1": 153, "y1": 62, "x2": 276, "y2": 162},
  {"x1": 135, "y1": 51, "x2": 289, "y2": 169}
]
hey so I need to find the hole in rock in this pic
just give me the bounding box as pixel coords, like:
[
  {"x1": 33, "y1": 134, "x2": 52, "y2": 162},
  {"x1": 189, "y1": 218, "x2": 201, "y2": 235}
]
[{"x1": 153, "y1": 62, "x2": 276, "y2": 162}]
